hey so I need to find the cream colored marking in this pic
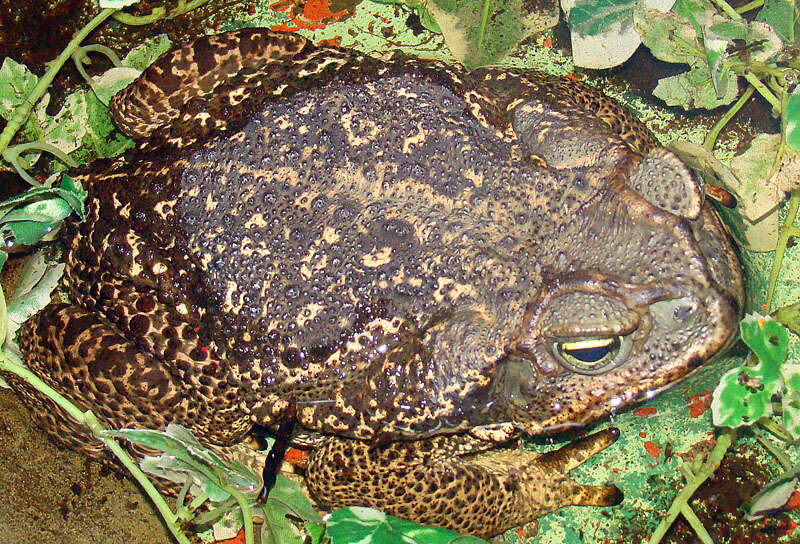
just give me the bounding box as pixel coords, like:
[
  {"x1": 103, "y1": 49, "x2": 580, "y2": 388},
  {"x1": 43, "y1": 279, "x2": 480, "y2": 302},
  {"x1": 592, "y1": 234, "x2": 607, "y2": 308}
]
[
  {"x1": 244, "y1": 213, "x2": 269, "y2": 228},
  {"x1": 321, "y1": 226, "x2": 339, "y2": 244},
  {"x1": 118, "y1": 202, "x2": 131, "y2": 220},
  {"x1": 239, "y1": 236, "x2": 254, "y2": 257},
  {"x1": 395, "y1": 88, "x2": 419, "y2": 99},
  {"x1": 508, "y1": 98, "x2": 525, "y2": 111},
  {"x1": 152, "y1": 262, "x2": 167, "y2": 275},
  {"x1": 204, "y1": 193, "x2": 219, "y2": 212},
  {"x1": 296, "y1": 102, "x2": 314, "y2": 115},
  {"x1": 294, "y1": 190, "x2": 317, "y2": 210},
  {"x1": 313, "y1": 254, "x2": 328, "y2": 271},
  {"x1": 362, "y1": 246, "x2": 392, "y2": 268},
  {"x1": 432, "y1": 277, "x2": 478, "y2": 302},
  {"x1": 463, "y1": 168, "x2": 484, "y2": 188},
  {"x1": 273, "y1": 399, "x2": 289, "y2": 414},
  {"x1": 126, "y1": 233, "x2": 144, "y2": 276},
  {"x1": 272, "y1": 114, "x2": 292, "y2": 131},
  {"x1": 175, "y1": 303, "x2": 188, "y2": 315},
  {"x1": 228, "y1": 88, "x2": 247, "y2": 106},
  {"x1": 402, "y1": 122, "x2": 427, "y2": 154},
  {"x1": 391, "y1": 266, "x2": 406, "y2": 285},
  {"x1": 222, "y1": 281, "x2": 238, "y2": 312},
  {"x1": 340, "y1": 110, "x2": 380, "y2": 147}
]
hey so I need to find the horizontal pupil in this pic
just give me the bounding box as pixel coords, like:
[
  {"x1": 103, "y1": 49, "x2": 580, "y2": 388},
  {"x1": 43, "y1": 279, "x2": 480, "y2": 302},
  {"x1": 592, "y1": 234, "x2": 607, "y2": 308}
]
[{"x1": 565, "y1": 345, "x2": 610, "y2": 363}]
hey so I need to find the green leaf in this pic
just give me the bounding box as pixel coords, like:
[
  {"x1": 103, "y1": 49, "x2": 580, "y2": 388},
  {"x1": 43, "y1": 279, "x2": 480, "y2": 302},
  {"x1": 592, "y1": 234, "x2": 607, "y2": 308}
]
[
  {"x1": 262, "y1": 499, "x2": 303, "y2": 544},
  {"x1": 653, "y1": 62, "x2": 738, "y2": 110},
  {"x1": 709, "y1": 20, "x2": 746, "y2": 40},
  {"x1": 3, "y1": 221, "x2": 61, "y2": 246},
  {"x1": 781, "y1": 364, "x2": 800, "y2": 438},
  {"x1": 746, "y1": 476, "x2": 799, "y2": 519},
  {"x1": 786, "y1": 87, "x2": 800, "y2": 152},
  {"x1": 90, "y1": 66, "x2": 142, "y2": 106},
  {"x1": 1, "y1": 197, "x2": 73, "y2": 225},
  {"x1": 671, "y1": 0, "x2": 713, "y2": 25},
  {"x1": 103, "y1": 423, "x2": 262, "y2": 503},
  {"x1": 4, "y1": 254, "x2": 64, "y2": 351},
  {"x1": 712, "y1": 315, "x2": 789, "y2": 428},
  {"x1": 306, "y1": 522, "x2": 327, "y2": 544},
  {"x1": 122, "y1": 34, "x2": 174, "y2": 71},
  {"x1": 634, "y1": 9, "x2": 703, "y2": 64},
  {"x1": 327, "y1": 507, "x2": 488, "y2": 544},
  {"x1": 775, "y1": 300, "x2": 800, "y2": 336},
  {"x1": 0, "y1": 58, "x2": 44, "y2": 154},
  {"x1": 568, "y1": 0, "x2": 636, "y2": 36},
  {"x1": 0, "y1": 58, "x2": 38, "y2": 121},
  {"x1": 384, "y1": 0, "x2": 558, "y2": 69},
  {"x1": 268, "y1": 475, "x2": 322, "y2": 524},
  {"x1": 756, "y1": 0, "x2": 796, "y2": 42}
]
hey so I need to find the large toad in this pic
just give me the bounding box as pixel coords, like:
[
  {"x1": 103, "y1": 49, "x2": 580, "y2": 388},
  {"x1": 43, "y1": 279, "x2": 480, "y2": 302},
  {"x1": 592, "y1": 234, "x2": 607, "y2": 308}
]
[{"x1": 9, "y1": 29, "x2": 743, "y2": 537}]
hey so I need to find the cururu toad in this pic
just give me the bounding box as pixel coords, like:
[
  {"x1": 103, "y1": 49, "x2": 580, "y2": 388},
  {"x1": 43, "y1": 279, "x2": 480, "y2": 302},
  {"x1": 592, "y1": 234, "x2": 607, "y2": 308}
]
[{"x1": 8, "y1": 29, "x2": 744, "y2": 537}]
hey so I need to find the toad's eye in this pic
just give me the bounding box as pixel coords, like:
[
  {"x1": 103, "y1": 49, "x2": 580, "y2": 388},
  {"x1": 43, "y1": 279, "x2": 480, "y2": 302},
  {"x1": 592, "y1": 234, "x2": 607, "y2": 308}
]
[{"x1": 552, "y1": 336, "x2": 628, "y2": 375}]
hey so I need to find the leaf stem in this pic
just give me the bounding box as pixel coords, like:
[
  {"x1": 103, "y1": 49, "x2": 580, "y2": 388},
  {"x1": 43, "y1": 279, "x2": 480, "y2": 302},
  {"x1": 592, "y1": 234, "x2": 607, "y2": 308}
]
[
  {"x1": 112, "y1": 0, "x2": 211, "y2": 25},
  {"x1": 680, "y1": 504, "x2": 714, "y2": 544},
  {"x1": 709, "y1": 0, "x2": 743, "y2": 19},
  {"x1": 476, "y1": 0, "x2": 492, "y2": 50},
  {"x1": 227, "y1": 486, "x2": 255, "y2": 544},
  {"x1": 766, "y1": 190, "x2": 800, "y2": 311},
  {"x1": 742, "y1": 71, "x2": 782, "y2": 111},
  {"x1": 677, "y1": 465, "x2": 714, "y2": 544},
  {"x1": 753, "y1": 426, "x2": 794, "y2": 470},
  {"x1": 648, "y1": 428, "x2": 735, "y2": 544},
  {"x1": 0, "y1": 8, "x2": 117, "y2": 161},
  {"x1": 0, "y1": 349, "x2": 193, "y2": 544},
  {"x1": 704, "y1": 86, "x2": 754, "y2": 151},
  {"x1": 760, "y1": 417, "x2": 795, "y2": 443},
  {"x1": 735, "y1": 0, "x2": 764, "y2": 13}
]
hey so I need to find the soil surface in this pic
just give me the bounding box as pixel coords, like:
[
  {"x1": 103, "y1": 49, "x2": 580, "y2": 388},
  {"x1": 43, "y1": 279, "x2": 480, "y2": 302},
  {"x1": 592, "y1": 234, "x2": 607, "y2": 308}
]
[{"x1": 0, "y1": 389, "x2": 173, "y2": 544}]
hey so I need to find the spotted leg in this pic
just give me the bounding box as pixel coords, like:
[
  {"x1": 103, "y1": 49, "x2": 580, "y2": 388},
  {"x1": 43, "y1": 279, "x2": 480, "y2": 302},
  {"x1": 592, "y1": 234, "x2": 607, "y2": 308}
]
[
  {"x1": 9, "y1": 298, "x2": 249, "y2": 462},
  {"x1": 306, "y1": 428, "x2": 622, "y2": 538}
]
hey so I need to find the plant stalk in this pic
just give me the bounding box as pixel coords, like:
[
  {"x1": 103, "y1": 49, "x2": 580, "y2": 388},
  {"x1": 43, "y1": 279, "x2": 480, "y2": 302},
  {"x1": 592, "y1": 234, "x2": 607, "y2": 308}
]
[
  {"x1": 0, "y1": 8, "x2": 116, "y2": 159},
  {"x1": 710, "y1": 0, "x2": 743, "y2": 19},
  {"x1": 648, "y1": 428, "x2": 735, "y2": 544},
  {"x1": 766, "y1": 190, "x2": 800, "y2": 311},
  {"x1": 704, "y1": 86, "x2": 754, "y2": 150},
  {"x1": 736, "y1": 0, "x2": 764, "y2": 12}
]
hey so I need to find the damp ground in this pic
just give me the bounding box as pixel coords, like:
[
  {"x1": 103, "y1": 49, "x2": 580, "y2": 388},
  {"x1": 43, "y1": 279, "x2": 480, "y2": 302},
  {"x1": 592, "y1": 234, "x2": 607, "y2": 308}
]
[{"x1": 0, "y1": 390, "x2": 171, "y2": 544}]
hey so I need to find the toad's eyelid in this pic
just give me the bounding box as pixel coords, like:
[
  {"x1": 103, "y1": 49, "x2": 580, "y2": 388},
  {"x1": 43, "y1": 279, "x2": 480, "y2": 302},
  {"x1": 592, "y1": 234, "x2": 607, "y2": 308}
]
[{"x1": 542, "y1": 316, "x2": 637, "y2": 339}]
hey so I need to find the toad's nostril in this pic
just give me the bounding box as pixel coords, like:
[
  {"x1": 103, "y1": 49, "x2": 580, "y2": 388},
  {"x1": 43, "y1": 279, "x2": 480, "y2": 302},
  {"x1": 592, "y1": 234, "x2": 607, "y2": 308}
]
[{"x1": 673, "y1": 304, "x2": 694, "y2": 323}]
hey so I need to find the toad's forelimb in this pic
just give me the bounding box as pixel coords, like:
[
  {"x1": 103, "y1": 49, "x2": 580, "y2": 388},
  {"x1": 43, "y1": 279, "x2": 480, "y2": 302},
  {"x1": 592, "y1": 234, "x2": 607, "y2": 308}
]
[{"x1": 306, "y1": 428, "x2": 621, "y2": 538}]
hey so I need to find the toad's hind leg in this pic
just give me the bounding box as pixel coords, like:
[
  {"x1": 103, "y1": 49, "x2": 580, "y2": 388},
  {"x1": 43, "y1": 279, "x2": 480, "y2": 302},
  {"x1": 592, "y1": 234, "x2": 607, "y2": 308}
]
[
  {"x1": 9, "y1": 300, "x2": 247, "y2": 461},
  {"x1": 306, "y1": 429, "x2": 622, "y2": 538}
]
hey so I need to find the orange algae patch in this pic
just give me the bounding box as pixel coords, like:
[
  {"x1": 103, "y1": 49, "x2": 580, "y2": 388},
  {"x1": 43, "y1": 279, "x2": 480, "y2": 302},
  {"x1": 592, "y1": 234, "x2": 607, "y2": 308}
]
[
  {"x1": 633, "y1": 406, "x2": 657, "y2": 417},
  {"x1": 284, "y1": 447, "x2": 309, "y2": 465},
  {"x1": 643, "y1": 441, "x2": 662, "y2": 458},
  {"x1": 687, "y1": 390, "x2": 713, "y2": 418},
  {"x1": 270, "y1": 0, "x2": 351, "y2": 31}
]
